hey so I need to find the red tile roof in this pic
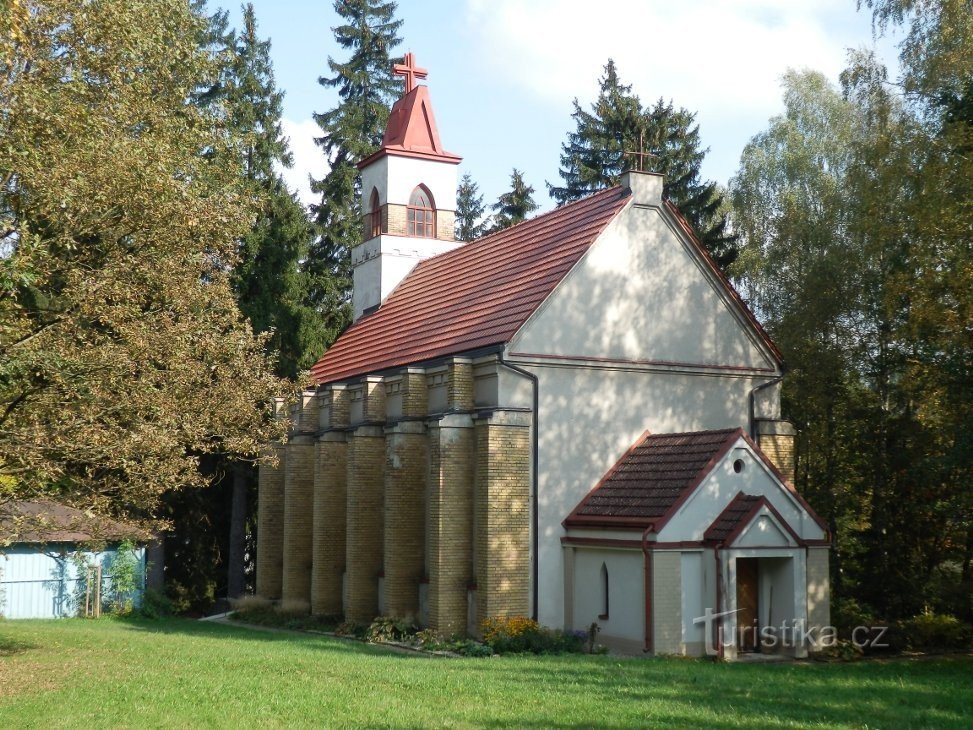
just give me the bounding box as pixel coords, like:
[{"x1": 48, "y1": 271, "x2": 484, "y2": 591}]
[
  {"x1": 357, "y1": 85, "x2": 461, "y2": 168},
  {"x1": 564, "y1": 429, "x2": 743, "y2": 530},
  {"x1": 703, "y1": 492, "x2": 764, "y2": 543},
  {"x1": 310, "y1": 186, "x2": 631, "y2": 384}
]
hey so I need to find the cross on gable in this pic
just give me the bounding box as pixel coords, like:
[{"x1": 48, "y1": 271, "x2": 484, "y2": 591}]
[
  {"x1": 393, "y1": 52, "x2": 428, "y2": 94},
  {"x1": 624, "y1": 132, "x2": 658, "y2": 172}
]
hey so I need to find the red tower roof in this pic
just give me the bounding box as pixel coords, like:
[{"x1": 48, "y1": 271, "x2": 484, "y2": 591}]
[{"x1": 358, "y1": 53, "x2": 460, "y2": 168}]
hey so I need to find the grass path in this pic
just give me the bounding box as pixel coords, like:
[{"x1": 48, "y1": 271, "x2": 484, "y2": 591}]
[{"x1": 1, "y1": 618, "x2": 972, "y2": 728}]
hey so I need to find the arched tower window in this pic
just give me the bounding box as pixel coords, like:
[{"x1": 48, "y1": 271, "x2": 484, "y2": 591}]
[
  {"x1": 599, "y1": 562, "x2": 609, "y2": 619},
  {"x1": 407, "y1": 185, "x2": 435, "y2": 238},
  {"x1": 368, "y1": 188, "x2": 382, "y2": 239}
]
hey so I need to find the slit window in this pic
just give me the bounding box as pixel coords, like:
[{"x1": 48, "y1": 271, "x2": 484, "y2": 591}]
[{"x1": 599, "y1": 562, "x2": 609, "y2": 619}]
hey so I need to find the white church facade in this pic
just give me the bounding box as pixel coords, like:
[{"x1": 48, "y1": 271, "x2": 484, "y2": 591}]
[{"x1": 256, "y1": 56, "x2": 831, "y2": 658}]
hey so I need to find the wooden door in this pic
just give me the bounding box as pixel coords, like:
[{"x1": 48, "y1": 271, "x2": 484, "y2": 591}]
[{"x1": 736, "y1": 558, "x2": 759, "y2": 652}]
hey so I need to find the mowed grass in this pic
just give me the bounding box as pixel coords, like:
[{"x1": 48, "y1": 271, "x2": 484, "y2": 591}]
[{"x1": 1, "y1": 618, "x2": 971, "y2": 728}]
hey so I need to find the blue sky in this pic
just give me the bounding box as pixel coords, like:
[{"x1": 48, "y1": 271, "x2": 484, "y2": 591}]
[{"x1": 221, "y1": 0, "x2": 899, "y2": 212}]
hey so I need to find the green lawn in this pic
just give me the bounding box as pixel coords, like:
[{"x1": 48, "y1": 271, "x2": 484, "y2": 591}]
[{"x1": 1, "y1": 618, "x2": 971, "y2": 728}]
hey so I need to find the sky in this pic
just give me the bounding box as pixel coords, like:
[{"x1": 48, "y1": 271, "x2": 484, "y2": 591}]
[{"x1": 220, "y1": 0, "x2": 901, "y2": 213}]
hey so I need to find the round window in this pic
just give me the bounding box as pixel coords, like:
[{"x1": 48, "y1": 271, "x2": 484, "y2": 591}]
[{"x1": 733, "y1": 459, "x2": 745, "y2": 474}]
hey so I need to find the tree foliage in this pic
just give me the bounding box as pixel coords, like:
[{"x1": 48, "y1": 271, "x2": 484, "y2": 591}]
[
  {"x1": 490, "y1": 169, "x2": 538, "y2": 232},
  {"x1": 455, "y1": 173, "x2": 488, "y2": 241},
  {"x1": 731, "y1": 2, "x2": 973, "y2": 619},
  {"x1": 0, "y1": 0, "x2": 285, "y2": 536},
  {"x1": 549, "y1": 59, "x2": 737, "y2": 268},
  {"x1": 307, "y1": 0, "x2": 402, "y2": 342},
  {"x1": 227, "y1": 3, "x2": 324, "y2": 380}
]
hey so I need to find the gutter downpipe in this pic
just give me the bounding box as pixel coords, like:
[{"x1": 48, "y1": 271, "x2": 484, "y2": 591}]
[
  {"x1": 498, "y1": 353, "x2": 540, "y2": 622},
  {"x1": 748, "y1": 365, "x2": 786, "y2": 439},
  {"x1": 642, "y1": 525, "x2": 654, "y2": 653},
  {"x1": 714, "y1": 547, "x2": 724, "y2": 660}
]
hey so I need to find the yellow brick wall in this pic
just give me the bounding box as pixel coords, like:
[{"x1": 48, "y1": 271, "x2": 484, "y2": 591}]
[
  {"x1": 383, "y1": 425, "x2": 428, "y2": 619},
  {"x1": 806, "y1": 547, "x2": 831, "y2": 650},
  {"x1": 759, "y1": 433, "x2": 796, "y2": 483},
  {"x1": 427, "y1": 416, "x2": 474, "y2": 634},
  {"x1": 447, "y1": 360, "x2": 474, "y2": 412},
  {"x1": 473, "y1": 417, "x2": 531, "y2": 628},
  {"x1": 311, "y1": 435, "x2": 348, "y2": 616},
  {"x1": 385, "y1": 204, "x2": 455, "y2": 241},
  {"x1": 401, "y1": 370, "x2": 427, "y2": 417},
  {"x1": 281, "y1": 435, "x2": 315, "y2": 609},
  {"x1": 363, "y1": 377, "x2": 386, "y2": 423},
  {"x1": 652, "y1": 551, "x2": 682, "y2": 654},
  {"x1": 345, "y1": 426, "x2": 386, "y2": 623},
  {"x1": 436, "y1": 211, "x2": 455, "y2": 241},
  {"x1": 256, "y1": 442, "x2": 285, "y2": 600},
  {"x1": 386, "y1": 204, "x2": 407, "y2": 236}
]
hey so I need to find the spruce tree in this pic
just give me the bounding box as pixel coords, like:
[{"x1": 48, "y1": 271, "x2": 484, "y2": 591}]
[
  {"x1": 455, "y1": 173, "x2": 488, "y2": 241},
  {"x1": 228, "y1": 3, "x2": 324, "y2": 380},
  {"x1": 548, "y1": 59, "x2": 641, "y2": 203},
  {"x1": 307, "y1": 0, "x2": 402, "y2": 341},
  {"x1": 549, "y1": 59, "x2": 737, "y2": 268},
  {"x1": 491, "y1": 169, "x2": 539, "y2": 231}
]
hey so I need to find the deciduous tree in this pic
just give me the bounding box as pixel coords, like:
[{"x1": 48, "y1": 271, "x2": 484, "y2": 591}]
[{"x1": 0, "y1": 0, "x2": 285, "y2": 540}]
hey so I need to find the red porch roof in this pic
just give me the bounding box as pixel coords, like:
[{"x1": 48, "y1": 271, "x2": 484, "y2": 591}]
[{"x1": 564, "y1": 429, "x2": 743, "y2": 530}]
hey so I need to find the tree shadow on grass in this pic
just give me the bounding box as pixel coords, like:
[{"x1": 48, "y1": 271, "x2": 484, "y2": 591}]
[
  {"x1": 112, "y1": 618, "x2": 973, "y2": 728},
  {"x1": 450, "y1": 654, "x2": 973, "y2": 729},
  {"x1": 0, "y1": 634, "x2": 36, "y2": 656},
  {"x1": 114, "y1": 615, "x2": 436, "y2": 659}
]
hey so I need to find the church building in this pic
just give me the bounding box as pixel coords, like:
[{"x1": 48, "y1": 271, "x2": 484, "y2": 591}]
[{"x1": 256, "y1": 55, "x2": 831, "y2": 658}]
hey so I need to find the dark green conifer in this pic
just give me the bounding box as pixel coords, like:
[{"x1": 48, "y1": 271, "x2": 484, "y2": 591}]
[
  {"x1": 491, "y1": 169, "x2": 538, "y2": 231},
  {"x1": 455, "y1": 173, "x2": 487, "y2": 241},
  {"x1": 307, "y1": 0, "x2": 403, "y2": 339}
]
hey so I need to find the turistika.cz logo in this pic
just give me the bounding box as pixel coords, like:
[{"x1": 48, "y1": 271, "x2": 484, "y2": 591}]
[{"x1": 693, "y1": 608, "x2": 889, "y2": 656}]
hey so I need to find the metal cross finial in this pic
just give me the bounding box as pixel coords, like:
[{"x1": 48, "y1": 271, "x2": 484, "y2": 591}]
[
  {"x1": 392, "y1": 52, "x2": 428, "y2": 94},
  {"x1": 624, "y1": 132, "x2": 657, "y2": 172}
]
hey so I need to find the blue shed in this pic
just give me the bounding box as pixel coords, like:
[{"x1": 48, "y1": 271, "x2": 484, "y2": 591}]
[{"x1": 0, "y1": 501, "x2": 146, "y2": 619}]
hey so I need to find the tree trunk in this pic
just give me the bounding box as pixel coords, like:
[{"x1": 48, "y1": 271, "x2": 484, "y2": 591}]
[{"x1": 227, "y1": 461, "x2": 248, "y2": 600}]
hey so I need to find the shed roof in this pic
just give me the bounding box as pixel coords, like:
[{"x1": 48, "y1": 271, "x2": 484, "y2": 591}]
[
  {"x1": 311, "y1": 186, "x2": 632, "y2": 384},
  {"x1": 564, "y1": 428, "x2": 743, "y2": 530},
  {"x1": 0, "y1": 501, "x2": 147, "y2": 544}
]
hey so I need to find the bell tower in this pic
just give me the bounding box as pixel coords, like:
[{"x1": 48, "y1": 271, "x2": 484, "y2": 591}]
[{"x1": 353, "y1": 53, "x2": 463, "y2": 321}]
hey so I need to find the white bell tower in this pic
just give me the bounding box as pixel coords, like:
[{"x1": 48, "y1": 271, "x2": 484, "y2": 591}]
[{"x1": 352, "y1": 53, "x2": 463, "y2": 321}]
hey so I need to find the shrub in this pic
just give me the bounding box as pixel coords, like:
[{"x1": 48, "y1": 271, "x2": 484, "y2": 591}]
[
  {"x1": 366, "y1": 616, "x2": 417, "y2": 643},
  {"x1": 481, "y1": 616, "x2": 584, "y2": 655},
  {"x1": 831, "y1": 597, "x2": 878, "y2": 641},
  {"x1": 891, "y1": 612, "x2": 972, "y2": 652},
  {"x1": 139, "y1": 588, "x2": 172, "y2": 620},
  {"x1": 335, "y1": 620, "x2": 368, "y2": 639},
  {"x1": 813, "y1": 639, "x2": 865, "y2": 662}
]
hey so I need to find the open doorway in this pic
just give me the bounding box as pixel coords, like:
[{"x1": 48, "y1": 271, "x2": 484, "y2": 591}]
[{"x1": 736, "y1": 558, "x2": 760, "y2": 652}]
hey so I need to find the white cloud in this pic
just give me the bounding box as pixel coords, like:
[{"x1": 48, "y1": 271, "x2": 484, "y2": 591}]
[
  {"x1": 463, "y1": 0, "x2": 868, "y2": 118},
  {"x1": 278, "y1": 117, "x2": 328, "y2": 209}
]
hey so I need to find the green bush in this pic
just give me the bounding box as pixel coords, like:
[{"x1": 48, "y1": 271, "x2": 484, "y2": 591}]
[
  {"x1": 831, "y1": 597, "x2": 878, "y2": 641},
  {"x1": 481, "y1": 616, "x2": 585, "y2": 655},
  {"x1": 892, "y1": 612, "x2": 972, "y2": 652},
  {"x1": 366, "y1": 616, "x2": 417, "y2": 643},
  {"x1": 139, "y1": 588, "x2": 172, "y2": 620}
]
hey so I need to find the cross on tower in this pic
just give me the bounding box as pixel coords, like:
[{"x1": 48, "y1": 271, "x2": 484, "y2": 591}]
[
  {"x1": 393, "y1": 52, "x2": 428, "y2": 94},
  {"x1": 624, "y1": 132, "x2": 657, "y2": 172}
]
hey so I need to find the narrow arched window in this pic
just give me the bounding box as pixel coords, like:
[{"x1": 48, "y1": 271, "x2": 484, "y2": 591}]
[
  {"x1": 368, "y1": 188, "x2": 382, "y2": 238},
  {"x1": 407, "y1": 185, "x2": 435, "y2": 238},
  {"x1": 599, "y1": 562, "x2": 609, "y2": 619}
]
